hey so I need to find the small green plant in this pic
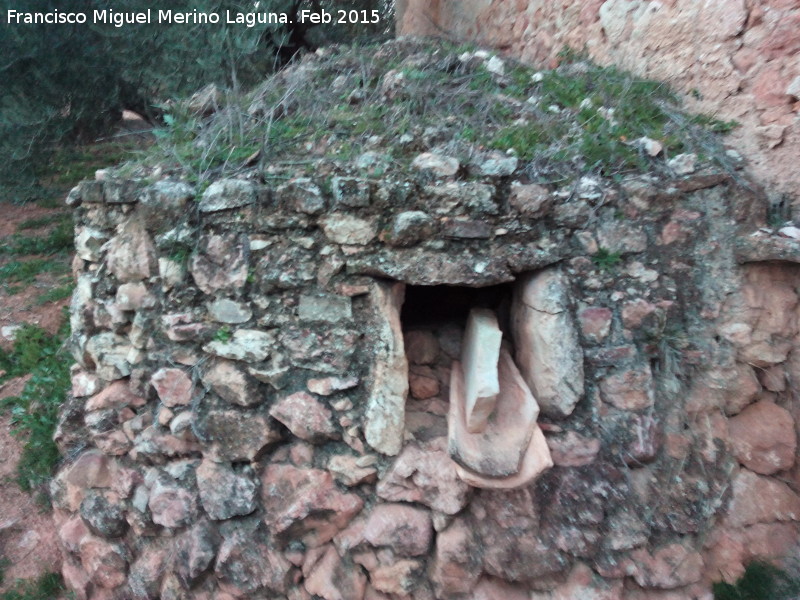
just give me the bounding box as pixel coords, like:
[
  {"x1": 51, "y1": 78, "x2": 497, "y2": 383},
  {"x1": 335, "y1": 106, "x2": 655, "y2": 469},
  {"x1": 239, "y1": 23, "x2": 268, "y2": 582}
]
[
  {"x1": 318, "y1": 177, "x2": 334, "y2": 198},
  {"x1": 214, "y1": 326, "x2": 233, "y2": 342},
  {"x1": 505, "y1": 64, "x2": 535, "y2": 98},
  {"x1": 0, "y1": 259, "x2": 69, "y2": 294},
  {"x1": 1, "y1": 218, "x2": 72, "y2": 257},
  {"x1": 401, "y1": 67, "x2": 430, "y2": 82},
  {"x1": 168, "y1": 244, "x2": 192, "y2": 265},
  {"x1": 468, "y1": 67, "x2": 497, "y2": 94},
  {"x1": 35, "y1": 279, "x2": 75, "y2": 306},
  {"x1": 592, "y1": 248, "x2": 622, "y2": 272},
  {"x1": 767, "y1": 196, "x2": 791, "y2": 229},
  {"x1": 0, "y1": 319, "x2": 70, "y2": 496},
  {"x1": 154, "y1": 111, "x2": 199, "y2": 147},
  {"x1": 17, "y1": 214, "x2": 68, "y2": 231},
  {"x1": 713, "y1": 561, "x2": 800, "y2": 600},
  {"x1": 0, "y1": 572, "x2": 64, "y2": 600},
  {"x1": 0, "y1": 324, "x2": 62, "y2": 379},
  {"x1": 0, "y1": 211, "x2": 73, "y2": 295},
  {"x1": 556, "y1": 45, "x2": 591, "y2": 64},
  {"x1": 768, "y1": 213, "x2": 788, "y2": 229},
  {"x1": 153, "y1": 103, "x2": 262, "y2": 184},
  {"x1": 46, "y1": 142, "x2": 141, "y2": 189},
  {"x1": 484, "y1": 122, "x2": 561, "y2": 160},
  {"x1": 4, "y1": 225, "x2": 71, "y2": 255},
  {"x1": 692, "y1": 114, "x2": 738, "y2": 134}
]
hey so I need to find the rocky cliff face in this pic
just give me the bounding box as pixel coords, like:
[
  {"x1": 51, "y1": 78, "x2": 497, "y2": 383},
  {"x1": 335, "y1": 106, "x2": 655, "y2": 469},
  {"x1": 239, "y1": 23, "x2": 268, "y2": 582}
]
[
  {"x1": 397, "y1": 0, "x2": 800, "y2": 207},
  {"x1": 52, "y1": 40, "x2": 800, "y2": 599}
]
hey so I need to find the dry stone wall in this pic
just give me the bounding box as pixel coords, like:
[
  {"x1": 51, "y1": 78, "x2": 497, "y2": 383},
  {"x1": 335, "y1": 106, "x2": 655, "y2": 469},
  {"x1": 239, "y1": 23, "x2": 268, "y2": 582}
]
[
  {"x1": 54, "y1": 154, "x2": 800, "y2": 599},
  {"x1": 396, "y1": 0, "x2": 800, "y2": 206}
]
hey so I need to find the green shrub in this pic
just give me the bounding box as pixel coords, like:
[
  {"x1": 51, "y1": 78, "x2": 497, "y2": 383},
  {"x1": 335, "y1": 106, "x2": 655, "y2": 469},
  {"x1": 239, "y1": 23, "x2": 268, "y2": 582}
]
[
  {"x1": 0, "y1": 220, "x2": 73, "y2": 257},
  {"x1": 0, "y1": 320, "x2": 71, "y2": 495},
  {"x1": 34, "y1": 279, "x2": 75, "y2": 306},
  {"x1": 0, "y1": 557, "x2": 9, "y2": 587},
  {"x1": 713, "y1": 561, "x2": 800, "y2": 600},
  {"x1": 0, "y1": 260, "x2": 68, "y2": 294},
  {"x1": 0, "y1": 0, "x2": 394, "y2": 201},
  {"x1": 0, "y1": 572, "x2": 64, "y2": 600}
]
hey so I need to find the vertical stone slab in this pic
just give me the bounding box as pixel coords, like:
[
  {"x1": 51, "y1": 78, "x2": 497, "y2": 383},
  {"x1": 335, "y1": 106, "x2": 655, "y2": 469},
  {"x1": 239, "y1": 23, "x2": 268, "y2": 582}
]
[
  {"x1": 512, "y1": 268, "x2": 584, "y2": 418},
  {"x1": 461, "y1": 308, "x2": 502, "y2": 433},
  {"x1": 365, "y1": 282, "x2": 408, "y2": 456}
]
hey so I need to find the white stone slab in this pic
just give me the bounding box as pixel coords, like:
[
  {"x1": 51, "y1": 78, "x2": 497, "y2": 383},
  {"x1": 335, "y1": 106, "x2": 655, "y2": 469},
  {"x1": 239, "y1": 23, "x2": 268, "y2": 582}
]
[
  {"x1": 448, "y1": 348, "x2": 540, "y2": 477},
  {"x1": 461, "y1": 308, "x2": 502, "y2": 433}
]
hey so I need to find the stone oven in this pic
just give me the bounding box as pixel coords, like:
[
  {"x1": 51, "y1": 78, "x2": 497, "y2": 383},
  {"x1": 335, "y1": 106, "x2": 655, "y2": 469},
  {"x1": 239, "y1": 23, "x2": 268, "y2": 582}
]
[{"x1": 53, "y1": 82, "x2": 800, "y2": 600}]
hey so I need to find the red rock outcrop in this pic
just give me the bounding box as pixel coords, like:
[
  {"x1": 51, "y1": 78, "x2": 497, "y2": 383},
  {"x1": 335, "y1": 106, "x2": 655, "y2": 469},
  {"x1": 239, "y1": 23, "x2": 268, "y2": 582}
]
[{"x1": 397, "y1": 0, "x2": 800, "y2": 203}]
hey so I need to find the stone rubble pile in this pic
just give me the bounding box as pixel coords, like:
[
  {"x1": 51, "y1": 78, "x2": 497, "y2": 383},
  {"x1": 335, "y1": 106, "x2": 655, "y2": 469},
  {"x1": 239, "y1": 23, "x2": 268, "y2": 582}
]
[{"x1": 54, "y1": 136, "x2": 800, "y2": 598}]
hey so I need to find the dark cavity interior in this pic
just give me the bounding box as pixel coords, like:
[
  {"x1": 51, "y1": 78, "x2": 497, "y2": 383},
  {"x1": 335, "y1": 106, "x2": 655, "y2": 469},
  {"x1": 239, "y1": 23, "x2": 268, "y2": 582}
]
[{"x1": 401, "y1": 282, "x2": 515, "y2": 333}]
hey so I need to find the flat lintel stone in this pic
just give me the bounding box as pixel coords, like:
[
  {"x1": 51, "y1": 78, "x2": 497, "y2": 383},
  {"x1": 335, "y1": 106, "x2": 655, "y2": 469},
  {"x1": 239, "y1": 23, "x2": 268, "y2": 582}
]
[{"x1": 347, "y1": 248, "x2": 515, "y2": 287}]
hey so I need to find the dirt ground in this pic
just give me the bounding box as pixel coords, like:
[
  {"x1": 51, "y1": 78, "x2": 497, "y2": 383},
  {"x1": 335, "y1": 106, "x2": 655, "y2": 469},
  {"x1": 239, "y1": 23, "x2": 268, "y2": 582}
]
[
  {"x1": 0, "y1": 202, "x2": 71, "y2": 592},
  {"x1": 0, "y1": 203, "x2": 70, "y2": 344},
  {"x1": 0, "y1": 379, "x2": 63, "y2": 591}
]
